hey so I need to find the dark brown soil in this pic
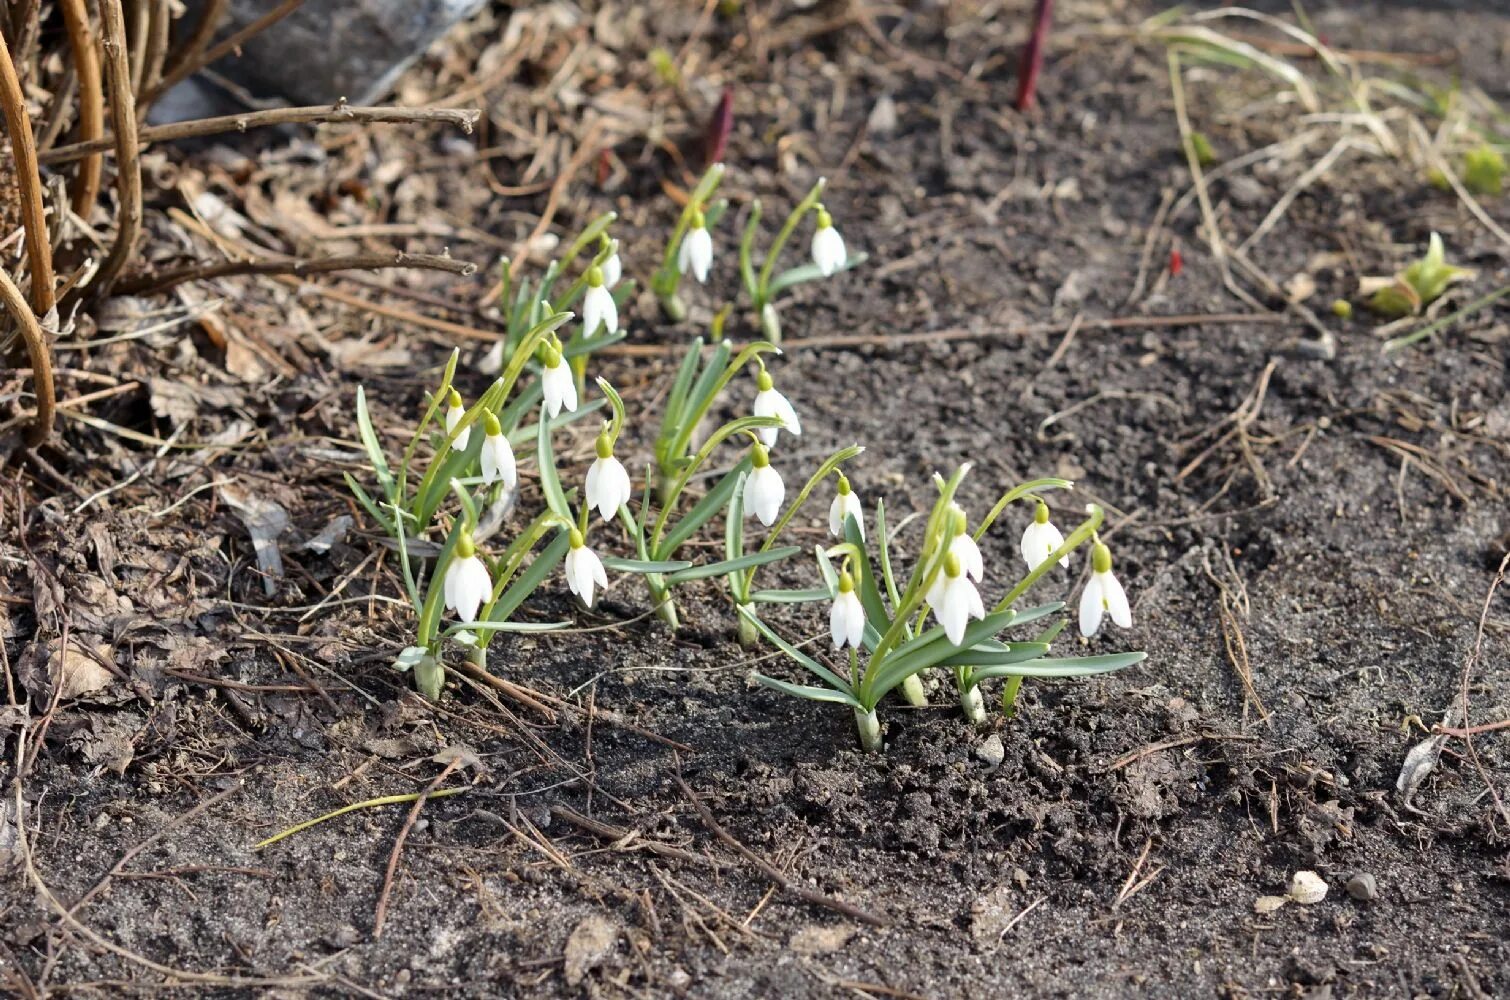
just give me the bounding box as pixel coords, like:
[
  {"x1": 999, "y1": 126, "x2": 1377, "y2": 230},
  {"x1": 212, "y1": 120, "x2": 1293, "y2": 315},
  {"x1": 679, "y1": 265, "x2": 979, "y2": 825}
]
[{"x1": 3, "y1": 2, "x2": 1509, "y2": 998}]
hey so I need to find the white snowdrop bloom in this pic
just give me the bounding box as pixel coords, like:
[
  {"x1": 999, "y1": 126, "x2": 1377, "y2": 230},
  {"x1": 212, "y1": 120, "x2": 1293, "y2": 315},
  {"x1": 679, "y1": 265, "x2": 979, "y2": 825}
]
[
  {"x1": 443, "y1": 534, "x2": 492, "y2": 624},
  {"x1": 1020, "y1": 501, "x2": 1069, "y2": 571},
  {"x1": 828, "y1": 474, "x2": 864, "y2": 539},
  {"x1": 1078, "y1": 540, "x2": 1132, "y2": 638},
  {"x1": 478, "y1": 412, "x2": 517, "y2": 490},
  {"x1": 599, "y1": 251, "x2": 622, "y2": 290},
  {"x1": 582, "y1": 266, "x2": 618, "y2": 338},
  {"x1": 540, "y1": 346, "x2": 577, "y2": 418},
  {"x1": 830, "y1": 571, "x2": 866, "y2": 650},
  {"x1": 929, "y1": 553, "x2": 986, "y2": 647},
  {"x1": 444, "y1": 389, "x2": 470, "y2": 451},
  {"x1": 752, "y1": 367, "x2": 801, "y2": 448},
  {"x1": 810, "y1": 206, "x2": 846, "y2": 277},
  {"x1": 677, "y1": 210, "x2": 713, "y2": 283},
  {"x1": 585, "y1": 431, "x2": 632, "y2": 521},
  {"x1": 564, "y1": 530, "x2": 608, "y2": 608},
  {"x1": 743, "y1": 443, "x2": 785, "y2": 527},
  {"x1": 946, "y1": 506, "x2": 984, "y2": 582}
]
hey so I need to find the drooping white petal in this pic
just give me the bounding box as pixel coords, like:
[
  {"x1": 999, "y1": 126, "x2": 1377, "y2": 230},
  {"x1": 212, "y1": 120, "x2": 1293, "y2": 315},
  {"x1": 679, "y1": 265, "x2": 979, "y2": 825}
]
[
  {"x1": 582, "y1": 284, "x2": 618, "y2": 338},
  {"x1": 830, "y1": 590, "x2": 866, "y2": 649},
  {"x1": 743, "y1": 465, "x2": 785, "y2": 526},
  {"x1": 678, "y1": 227, "x2": 713, "y2": 283},
  {"x1": 480, "y1": 433, "x2": 517, "y2": 489},
  {"x1": 1078, "y1": 574, "x2": 1106, "y2": 637},
  {"x1": 828, "y1": 491, "x2": 864, "y2": 539},
  {"x1": 949, "y1": 532, "x2": 984, "y2": 582},
  {"x1": 753, "y1": 387, "x2": 801, "y2": 448},
  {"x1": 565, "y1": 545, "x2": 608, "y2": 608},
  {"x1": 444, "y1": 554, "x2": 492, "y2": 623},
  {"x1": 541, "y1": 361, "x2": 577, "y2": 418},
  {"x1": 935, "y1": 574, "x2": 985, "y2": 646},
  {"x1": 586, "y1": 455, "x2": 632, "y2": 521},
  {"x1": 445, "y1": 402, "x2": 470, "y2": 451},
  {"x1": 811, "y1": 226, "x2": 847, "y2": 276},
  {"x1": 600, "y1": 252, "x2": 622, "y2": 289},
  {"x1": 1020, "y1": 519, "x2": 1069, "y2": 571},
  {"x1": 1099, "y1": 570, "x2": 1132, "y2": 628}
]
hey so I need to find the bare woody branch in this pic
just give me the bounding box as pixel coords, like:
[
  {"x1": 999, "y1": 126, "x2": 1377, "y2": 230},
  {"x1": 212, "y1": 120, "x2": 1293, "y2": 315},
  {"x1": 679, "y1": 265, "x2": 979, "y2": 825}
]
[
  {"x1": 115, "y1": 251, "x2": 478, "y2": 296},
  {"x1": 40, "y1": 103, "x2": 482, "y2": 165},
  {"x1": 92, "y1": 0, "x2": 143, "y2": 300},
  {"x1": 0, "y1": 22, "x2": 57, "y2": 314},
  {"x1": 141, "y1": 0, "x2": 305, "y2": 105},
  {"x1": 57, "y1": 0, "x2": 105, "y2": 216},
  {"x1": 0, "y1": 266, "x2": 56, "y2": 446}
]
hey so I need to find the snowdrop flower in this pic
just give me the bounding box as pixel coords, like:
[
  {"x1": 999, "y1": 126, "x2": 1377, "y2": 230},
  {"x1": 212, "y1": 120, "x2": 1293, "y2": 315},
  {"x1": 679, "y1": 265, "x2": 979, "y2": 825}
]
[
  {"x1": 585, "y1": 428, "x2": 632, "y2": 521},
  {"x1": 677, "y1": 208, "x2": 713, "y2": 283},
  {"x1": 946, "y1": 505, "x2": 984, "y2": 582},
  {"x1": 1020, "y1": 501, "x2": 1069, "y2": 571},
  {"x1": 752, "y1": 366, "x2": 801, "y2": 448},
  {"x1": 830, "y1": 570, "x2": 865, "y2": 650},
  {"x1": 478, "y1": 411, "x2": 517, "y2": 490},
  {"x1": 582, "y1": 265, "x2": 618, "y2": 338},
  {"x1": 443, "y1": 531, "x2": 492, "y2": 624},
  {"x1": 828, "y1": 473, "x2": 864, "y2": 539},
  {"x1": 599, "y1": 250, "x2": 622, "y2": 290},
  {"x1": 564, "y1": 529, "x2": 608, "y2": 608},
  {"x1": 743, "y1": 442, "x2": 784, "y2": 527},
  {"x1": 444, "y1": 388, "x2": 470, "y2": 451},
  {"x1": 810, "y1": 205, "x2": 846, "y2": 277},
  {"x1": 1079, "y1": 539, "x2": 1132, "y2": 638},
  {"x1": 540, "y1": 342, "x2": 577, "y2": 418},
  {"x1": 926, "y1": 551, "x2": 985, "y2": 647}
]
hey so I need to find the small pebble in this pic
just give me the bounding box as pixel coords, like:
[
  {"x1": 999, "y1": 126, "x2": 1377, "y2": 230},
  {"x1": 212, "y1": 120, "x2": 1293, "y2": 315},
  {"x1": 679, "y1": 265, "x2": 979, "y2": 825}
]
[
  {"x1": 976, "y1": 734, "x2": 1005, "y2": 769},
  {"x1": 1254, "y1": 895, "x2": 1289, "y2": 914},
  {"x1": 1288, "y1": 870, "x2": 1328, "y2": 904},
  {"x1": 1345, "y1": 873, "x2": 1378, "y2": 902}
]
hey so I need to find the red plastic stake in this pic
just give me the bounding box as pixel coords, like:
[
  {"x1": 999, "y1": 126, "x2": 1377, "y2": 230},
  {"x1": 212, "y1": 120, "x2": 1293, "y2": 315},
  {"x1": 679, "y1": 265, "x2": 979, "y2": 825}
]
[{"x1": 1169, "y1": 247, "x2": 1183, "y2": 277}]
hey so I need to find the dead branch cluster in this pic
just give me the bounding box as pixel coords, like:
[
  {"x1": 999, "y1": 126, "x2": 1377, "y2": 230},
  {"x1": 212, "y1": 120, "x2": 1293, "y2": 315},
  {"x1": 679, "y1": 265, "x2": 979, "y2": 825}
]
[{"x1": 0, "y1": 0, "x2": 478, "y2": 447}]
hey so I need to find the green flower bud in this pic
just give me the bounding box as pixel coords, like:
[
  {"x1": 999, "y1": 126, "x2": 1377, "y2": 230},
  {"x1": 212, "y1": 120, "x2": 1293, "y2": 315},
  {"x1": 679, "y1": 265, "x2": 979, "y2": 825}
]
[
  {"x1": 482, "y1": 410, "x2": 502, "y2": 437},
  {"x1": 595, "y1": 428, "x2": 613, "y2": 459},
  {"x1": 815, "y1": 206, "x2": 833, "y2": 230},
  {"x1": 455, "y1": 531, "x2": 476, "y2": 559},
  {"x1": 837, "y1": 473, "x2": 852, "y2": 497},
  {"x1": 569, "y1": 528, "x2": 585, "y2": 550},
  {"x1": 756, "y1": 368, "x2": 774, "y2": 392},
  {"x1": 838, "y1": 570, "x2": 855, "y2": 594},
  {"x1": 1091, "y1": 541, "x2": 1113, "y2": 574},
  {"x1": 750, "y1": 441, "x2": 771, "y2": 469},
  {"x1": 1034, "y1": 500, "x2": 1050, "y2": 525},
  {"x1": 943, "y1": 550, "x2": 962, "y2": 579},
  {"x1": 587, "y1": 265, "x2": 605, "y2": 288}
]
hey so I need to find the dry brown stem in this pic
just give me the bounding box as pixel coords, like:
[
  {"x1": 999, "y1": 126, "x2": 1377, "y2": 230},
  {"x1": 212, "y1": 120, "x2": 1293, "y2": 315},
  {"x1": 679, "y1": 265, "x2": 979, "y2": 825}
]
[
  {"x1": 92, "y1": 0, "x2": 144, "y2": 299},
  {"x1": 57, "y1": 0, "x2": 105, "y2": 216},
  {"x1": 0, "y1": 266, "x2": 56, "y2": 446}
]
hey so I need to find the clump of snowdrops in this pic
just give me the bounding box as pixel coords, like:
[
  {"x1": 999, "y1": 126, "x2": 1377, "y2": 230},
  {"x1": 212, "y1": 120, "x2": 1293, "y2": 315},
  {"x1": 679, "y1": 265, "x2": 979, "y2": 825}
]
[{"x1": 349, "y1": 166, "x2": 1145, "y2": 750}]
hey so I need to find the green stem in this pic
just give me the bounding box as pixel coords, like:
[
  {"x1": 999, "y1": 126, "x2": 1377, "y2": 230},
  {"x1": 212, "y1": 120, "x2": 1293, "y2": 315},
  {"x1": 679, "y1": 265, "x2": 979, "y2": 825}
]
[
  {"x1": 973, "y1": 478, "x2": 1075, "y2": 541},
  {"x1": 853, "y1": 707, "x2": 882, "y2": 752},
  {"x1": 756, "y1": 177, "x2": 825, "y2": 305},
  {"x1": 741, "y1": 445, "x2": 863, "y2": 594},
  {"x1": 735, "y1": 605, "x2": 759, "y2": 646},
  {"x1": 959, "y1": 683, "x2": 986, "y2": 725},
  {"x1": 1001, "y1": 675, "x2": 1025, "y2": 718}
]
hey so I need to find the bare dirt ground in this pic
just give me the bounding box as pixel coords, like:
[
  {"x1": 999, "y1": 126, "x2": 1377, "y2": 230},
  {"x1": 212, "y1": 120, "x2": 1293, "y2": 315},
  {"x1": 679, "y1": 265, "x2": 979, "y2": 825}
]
[{"x1": 2, "y1": 1, "x2": 1508, "y2": 997}]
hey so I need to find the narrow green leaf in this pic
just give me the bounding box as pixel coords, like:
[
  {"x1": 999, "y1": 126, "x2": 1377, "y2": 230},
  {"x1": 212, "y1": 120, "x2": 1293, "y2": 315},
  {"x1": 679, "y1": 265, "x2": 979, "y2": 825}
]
[
  {"x1": 753, "y1": 673, "x2": 863, "y2": 709},
  {"x1": 767, "y1": 251, "x2": 869, "y2": 297},
  {"x1": 343, "y1": 472, "x2": 392, "y2": 532},
  {"x1": 972, "y1": 651, "x2": 1147, "y2": 680},
  {"x1": 660, "y1": 458, "x2": 749, "y2": 554},
  {"x1": 536, "y1": 410, "x2": 573, "y2": 522},
  {"x1": 488, "y1": 531, "x2": 570, "y2": 624},
  {"x1": 737, "y1": 606, "x2": 855, "y2": 694},
  {"x1": 665, "y1": 546, "x2": 799, "y2": 584},
  {"x1": 355, "y1": 386, "x2": 393, "y2": 497},
  {"x1": 600, "y1": 556, "x2": 692, "y2": 574},
  {"x1": 750, "y1": 587, "x2": 833, "y2": 605}
]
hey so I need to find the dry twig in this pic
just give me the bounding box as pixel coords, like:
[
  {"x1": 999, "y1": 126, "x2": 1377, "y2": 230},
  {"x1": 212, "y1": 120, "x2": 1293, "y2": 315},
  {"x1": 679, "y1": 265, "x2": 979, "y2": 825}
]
[
  {"x1": 116, "y1": 250, "x2": 477, "y2": 296},
  {"x1": 0, "y1": 267, "x2": 55, "y2": 445},
  {"x1": 41, "y1": 102, "x2": 482, "y2": 164},
  {"x1": 57, "y1": 0, "x2": 105, "y2": 216},
  {"x1": 0, "y1": 27, "x2": 56, "y2": 314}
]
